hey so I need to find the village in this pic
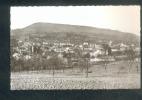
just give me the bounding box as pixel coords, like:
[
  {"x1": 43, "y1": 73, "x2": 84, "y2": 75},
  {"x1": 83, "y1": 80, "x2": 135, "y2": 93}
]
[{"x1": 10, "y1": 37, "x2": 140, "y2": 74}]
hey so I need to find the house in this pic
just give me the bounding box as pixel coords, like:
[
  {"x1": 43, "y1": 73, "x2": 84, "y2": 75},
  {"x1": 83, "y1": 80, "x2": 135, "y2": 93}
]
[
  {"x1": 95, "y1": 44, "x2": 103, "y2": 50},
  {"x1": 120, "y1": 43, "x2": 128, "y2": 51},
  {"x1": 83, "y1": 42, "x2": 89, "y2": 46},
  {"x1": 90, "y1": 49, "x2": 105, "y2": 58}
]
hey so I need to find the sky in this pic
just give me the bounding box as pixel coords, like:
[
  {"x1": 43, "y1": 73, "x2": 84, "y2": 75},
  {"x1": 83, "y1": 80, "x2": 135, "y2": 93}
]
[{"x1": 11, "y1": 6, "x2": 140, "y2": 35}]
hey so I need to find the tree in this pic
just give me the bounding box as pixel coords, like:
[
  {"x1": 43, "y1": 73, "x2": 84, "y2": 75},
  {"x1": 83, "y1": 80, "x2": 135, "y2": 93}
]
[
  {"x1": 82, "y1": 52, "x2": 91, "y2": 78},
  {"x1": 124, "y1": 46, "x2": 136, "y2": 72},
  {"x1": 102, "y1": 43, "x2": 109, "y2": 55}
]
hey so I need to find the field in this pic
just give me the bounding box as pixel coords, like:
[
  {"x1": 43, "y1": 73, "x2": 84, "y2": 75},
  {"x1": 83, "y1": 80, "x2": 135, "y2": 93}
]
[{"x1": 11, "y1": 60, "x2": 140, "y2": 90}]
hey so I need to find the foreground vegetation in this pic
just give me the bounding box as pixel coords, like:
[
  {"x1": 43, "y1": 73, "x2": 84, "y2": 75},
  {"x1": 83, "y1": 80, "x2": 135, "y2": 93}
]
[
  {"x1": 11, "y1": 60, "x2": 140, "y2": 90},
  {"x1": 11, "y1": 61, "x2": 140, "y2": 90}
]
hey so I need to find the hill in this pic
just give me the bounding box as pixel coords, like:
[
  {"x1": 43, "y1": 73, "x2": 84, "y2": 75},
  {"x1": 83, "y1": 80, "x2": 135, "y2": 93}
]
[{"x1": 11, "y1": 22, "x2": 140, "y2": 45}]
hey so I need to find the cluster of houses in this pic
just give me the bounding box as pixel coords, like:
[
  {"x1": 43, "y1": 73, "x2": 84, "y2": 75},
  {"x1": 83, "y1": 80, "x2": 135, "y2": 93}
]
[{"x1": 11, "y1": 38, "x2": 140, "y2": 66}]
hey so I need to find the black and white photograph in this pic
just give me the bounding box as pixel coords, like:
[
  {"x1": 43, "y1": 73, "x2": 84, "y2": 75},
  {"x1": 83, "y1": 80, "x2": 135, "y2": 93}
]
[{"x1": 10, "y1": 6, "x2": 140, "y2": 90}]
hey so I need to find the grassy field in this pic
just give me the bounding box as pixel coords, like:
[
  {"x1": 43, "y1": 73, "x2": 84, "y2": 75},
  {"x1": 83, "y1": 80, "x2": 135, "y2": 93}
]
[{"x1": 11, "y1": 60, "x2": 140, "y2": 90}]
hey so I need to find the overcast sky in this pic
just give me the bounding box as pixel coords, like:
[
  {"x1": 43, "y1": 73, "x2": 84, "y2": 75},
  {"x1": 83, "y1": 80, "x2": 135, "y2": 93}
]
[{"x1": 11, "y1": 6, "x2": 140, "y2": 35}]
